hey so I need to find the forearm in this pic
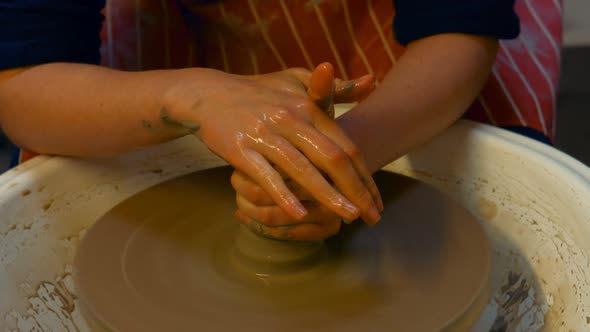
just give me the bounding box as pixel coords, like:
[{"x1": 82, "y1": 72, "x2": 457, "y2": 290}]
[
  {"x1": 337, "y1": 34, "x2": 499, "y2": 172},
  {"x1": 0, "y1": 63, "x2": 193, "y2": 157}
]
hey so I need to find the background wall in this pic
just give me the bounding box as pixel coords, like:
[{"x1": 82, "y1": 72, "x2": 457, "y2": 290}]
[
  {"x1": 564, "y1": 0, "x2": 590, "y2": 46},
  {"x1": 555, "y1": 0, "x2": 590, "y2": 166}
]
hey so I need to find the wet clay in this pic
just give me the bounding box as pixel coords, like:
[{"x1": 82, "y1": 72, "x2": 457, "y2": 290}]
[{"x1": 74, "y1": 167, "x2": 491, "y2": 332}]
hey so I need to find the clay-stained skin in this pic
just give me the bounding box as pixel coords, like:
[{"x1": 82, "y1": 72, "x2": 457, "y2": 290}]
[
  {"x1": 150, "y1": 63, "x2": 381, "y2": 228},
  {"x1": 159, "y1": 107, "x2": 200, "y2": 134},
  {"x1": 74, "y1": 167, "x2": 491, "y2": 332}
]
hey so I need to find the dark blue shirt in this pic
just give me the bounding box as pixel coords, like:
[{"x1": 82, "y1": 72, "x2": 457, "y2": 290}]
[{"x1": 0, "y1": 0, "x2": 104, "y2": 69}]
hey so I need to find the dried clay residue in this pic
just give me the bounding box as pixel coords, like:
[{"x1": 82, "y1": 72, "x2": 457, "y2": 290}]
[
  {"x1": 489, "y1": 271, "x2": 549, "y2": 332},
  {"x1": 42, "y1": 200, "x2": 54, "y2": 212},
  {"x1": 4, "y1": 266, "x2": 91, "y2": 332},
  {"x1": 478, "y1": 197, "x2": 499, "y2": 220}
]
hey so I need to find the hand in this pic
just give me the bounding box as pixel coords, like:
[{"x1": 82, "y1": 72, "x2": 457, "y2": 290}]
[
  {"x1": 231, "y1": 64, "x2": 383, "y2": 241},
  {"x1": 164, "y1": 64, "x2": 380, "y2": 223},
  {"x1": 232, "y1": 170, "x2": 344, "y2": 241}
]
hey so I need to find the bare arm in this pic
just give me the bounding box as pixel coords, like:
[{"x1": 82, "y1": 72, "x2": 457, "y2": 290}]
[
  {"x1": 0, "y1": 62, "x2": 381, "y2": 224},
  {"x1": 231, "y1": 33, "x2": 500, "y2": 240},
  {"x1": 337, "y1": 33, "x2": 499, "y2": 172},
  {"x1": 0, "y1": 63, "x2": 192, "y2": 157}
]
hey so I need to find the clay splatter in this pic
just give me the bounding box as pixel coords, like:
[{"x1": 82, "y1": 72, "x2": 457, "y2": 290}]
[
  {"x1": 478, "y1": 197, "x2": 499, "y2": 220},
  {"x1": 490, "y1": 271, "x2": 548, "y2": 332},
  {"x1": 42, "y1": 200, "x2": 54, "y2": 211},
  {"x1": 4, "y1": 266, "x2": 92, "y2": 332}
]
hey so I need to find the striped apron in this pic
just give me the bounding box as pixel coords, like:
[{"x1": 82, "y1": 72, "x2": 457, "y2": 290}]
[{"x1": 15, "y1": 0, "x2": 563, "y2": 164}]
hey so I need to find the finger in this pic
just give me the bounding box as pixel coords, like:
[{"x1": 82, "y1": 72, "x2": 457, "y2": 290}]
[
  {"x1": 236, "y1": 194, "x2": 289, "y2": 226},
  {"x1": 231, "y1": 171, "x2": 275, "y2": 205},
  {"x1": 283, "y1": 65, "x2": 382, "y2": 221},
  {"x1": 235, "y1": 210, "x2": 341, "y2": 241},
  {"x1": 231, "y1": 170, "x2": 312, "y2": 206},
  {"x1": 236, "y1": 195, "x2": 338, "y2": 227},
  {"x1": 236, "y1": 210, "x2": 296, "y2": 241},
  {"x1": 291, "y1": 63, "x2": 337, "y2": 118},
  {"x1": 307, "y1": 63, "x2": 335, "y2": 114},
  {"x1": 333, "y1": 74, "x2": 376, "y2": 103},
  {"x1": 311, "y1": 112, "x2": 384, "y2": 213},
  {"x1": 287, "y1": 64, "x2": 334, "y2": 111},
  {"x1": 290, "y1": 65, "x2": 374, "y2": 107},
  {"x1": 272, "y1": 164, "x2": 290, "y2": 180},
  {"x1": 274, "y1": 119, "x2": 381, "y2": 224},
  {"x1": 306, "y1": 67, "x2": 382, "y2": 216},
  {"x1": 252, "y1": 133, "x2": 361, "y2": 221},
  {"x1": 288, "y1": 64, "x2": 375, "y2": 106},
  {"x1": 236, "y1": 149, "x2": 308, "y2": 220}
]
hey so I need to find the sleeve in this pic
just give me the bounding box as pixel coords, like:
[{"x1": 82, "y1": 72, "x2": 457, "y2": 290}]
[
  {"x1": 393, "y1": 0, "x2": 520, "y2": 46},
  {"x1": 0, "y1": 0, "x2": 106, "y2": 70}
]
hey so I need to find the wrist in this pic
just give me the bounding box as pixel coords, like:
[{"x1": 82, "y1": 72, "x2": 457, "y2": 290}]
[
  {"x1": 160, "y1": 68, "x2": 237, "y2": 135},
  {"x1": 336, "y1": 112, "x2": 384, "y2": 174},
  {"x1": 158, "y1": 68, "x2": 208, "y2": 136}
]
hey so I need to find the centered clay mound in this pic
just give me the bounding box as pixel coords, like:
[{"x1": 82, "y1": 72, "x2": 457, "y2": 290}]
[{"x1": 74, "y1": 167, "x2": 491, "y2": 332}]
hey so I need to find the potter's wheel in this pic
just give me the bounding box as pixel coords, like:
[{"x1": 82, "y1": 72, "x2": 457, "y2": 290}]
[{"x1": 74, "y1": 166, "x2": 491, "y2": 332}]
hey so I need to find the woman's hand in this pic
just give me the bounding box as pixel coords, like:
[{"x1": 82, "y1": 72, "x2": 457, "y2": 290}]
[
  {"x1": 164, "y1": 64, "x2": 380, "y2": 223},
  {"x1": 230, "y1": 63, "x2": 383, "y2": 241},
  {"x1": 232, "y1": 169, "x2": 345, "y2": 241}
]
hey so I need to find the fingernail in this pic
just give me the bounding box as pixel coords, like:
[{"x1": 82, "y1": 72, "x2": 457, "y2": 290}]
[
  {"x1": 293, "y1": 202, "x2": 308, "y2": 219},
  {"x1": 368, "y1": 206, "x2": 381, "y2": 225},
  {"x1": 377, "y1": 196, "x2": 384, "y2": 212},
  {"x1": 318, "y1": 62, "x2": 334, "y2": 71},
  {"x1": 342, "y1": 218, "x2": 354, "y2": 224},
  {"x1": 342, "y1": 200, "x2": 360, "y2": 219}
]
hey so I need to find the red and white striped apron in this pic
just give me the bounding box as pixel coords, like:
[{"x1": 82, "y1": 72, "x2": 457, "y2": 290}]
[{"x1": 16, "y1": 0, "x2": 563, "y2": 164}]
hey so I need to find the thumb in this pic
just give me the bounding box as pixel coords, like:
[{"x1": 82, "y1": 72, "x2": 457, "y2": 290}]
[{"x1": 307, "y1": 62, "x2": 336, "y2": 116}]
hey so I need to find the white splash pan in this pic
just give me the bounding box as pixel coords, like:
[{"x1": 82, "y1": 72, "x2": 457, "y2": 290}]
[{"x1": 0, "y1": 107, "x2": 589, "y2": 331}]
